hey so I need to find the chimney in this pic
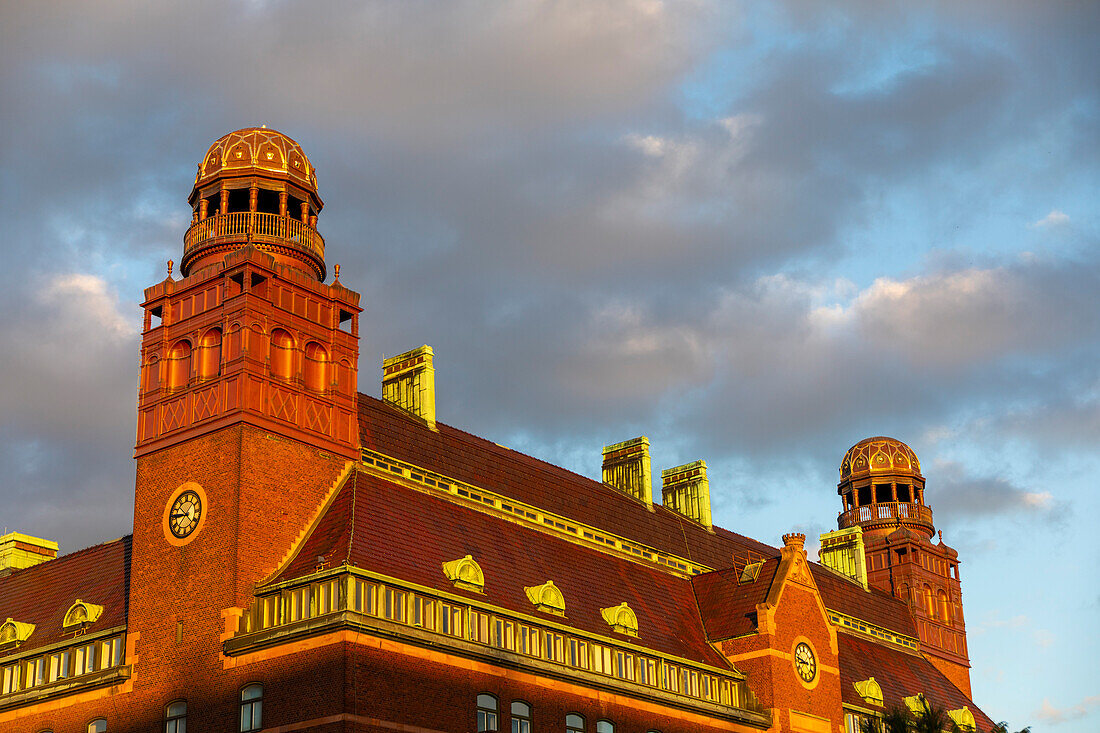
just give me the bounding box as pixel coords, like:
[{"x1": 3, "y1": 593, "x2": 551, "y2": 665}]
[
  {"x1": 0, "y1": 532, "x2": 58, "y2": 573},
  {"x1": 818, "y1": 526, "x2": 868, "y2": 589},
  {"x1": 602, "y1": 437, "x2": 653, "y2": 502},
  {"x1": 382, "y1": 345, "x2": 436, "y2": 429},
  {"x1": 661, "y1": 460, "x2": 712, "y2": 528}
]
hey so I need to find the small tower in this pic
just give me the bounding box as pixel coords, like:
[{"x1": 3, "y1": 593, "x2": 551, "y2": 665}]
[
  {"x1": 135, "y1": 128, "x2": 362, "y2": 459},
  {"x1": 836, "y1": 437, "x2": 972, "y2": 697}
]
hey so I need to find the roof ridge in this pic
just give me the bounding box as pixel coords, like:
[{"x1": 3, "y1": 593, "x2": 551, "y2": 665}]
[{"x1": 1, "y1": 535, "x2": 132, "y2": 579}]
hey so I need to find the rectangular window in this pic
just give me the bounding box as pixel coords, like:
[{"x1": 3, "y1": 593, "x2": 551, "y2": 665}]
[
  {"x1": 544, "y1": 631, "x2": 566, "y2": 663},
  {"x1": 411, "y1": 594, "x2": 437, "y2": 630},
  {"x1": 591, "y1": 644, "x2": 613, "y2": 676},
  {"x1": 261, "y1": 595, "x2": 279, "y2": 628},
  {"x1": 1, "y1": 664, "x2": 18, "y2": 695},
  {"x1": 638, "y1": 657, "x2": 658, "y2": 686},
  {"x1": 613, "y1": 651, "x2": 635, "y2": 681},
  {"x1": 663, "y1": 662, "x2": 681, "y2": 693},
  {"x1": 382, "y1": 587, "x2": 407, "y2": 623},
  {"x1": 74, "y1": 643, "x2": 96, "y2": 676},
  {"x1": 24, "y1": 657, "x2": 45, "y2": 687},
  {"x1": 492, "y1": 618, "x2": 515, "y2": 650},
  {"x1": 681, "y1": 669, "x2": 699, "y2": 697},
  {"x1": 48, "y1": 651, "x2": 71, "y2": 682},
  {"x1": 439, "y1": 601, "x2": 463, "y2": 637},
  {"x1": 314, "y1": 579, "x2": 339, "y2": 616},
  {"x1": 469, "y1": 610, "x2": 491, "y2": 644},
  {"x1": 568, "y1": 638, "x2": 589, "y2": 669},
  {"x1": 517, "y1": 624, "x2": 540, "y2": 657}
]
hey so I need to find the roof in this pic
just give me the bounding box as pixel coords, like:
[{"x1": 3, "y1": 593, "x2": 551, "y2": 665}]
[
  {"x1": 839, "y1": 633, "x2": 994, "y2": 730},
  {"x1": 810, "y1": 564, "x2": 918, "y2": 638},
  {"x1": 692, "y1": 559, "x2": 780, "y2": 640},
  {"x1": 272, "y1": 470, "x2": 730, "y2": 667},
  {"x1": 358, "y1": 395, "x2": 776, "y2": 570},
  {"x1": 0, "y1": 536, "x2": 131, "y2": 656}
]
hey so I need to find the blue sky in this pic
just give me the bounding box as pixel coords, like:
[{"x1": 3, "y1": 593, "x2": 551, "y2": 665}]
[{"x1": 1, "y1": 1, "x2": 1097, "y2": 729}]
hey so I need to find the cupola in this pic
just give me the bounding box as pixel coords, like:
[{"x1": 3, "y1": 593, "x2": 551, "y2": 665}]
[
  {"x1": 183, "y1": 127, "x2": 327, "y2": 280},
  {"x1": 836, "y1": 436, "x2": 933, "y2": 539}
]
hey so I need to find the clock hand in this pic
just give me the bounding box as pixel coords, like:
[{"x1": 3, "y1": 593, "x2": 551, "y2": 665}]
[{"x1": 170, "y1": 512, "x2": 188, "y2": 520}]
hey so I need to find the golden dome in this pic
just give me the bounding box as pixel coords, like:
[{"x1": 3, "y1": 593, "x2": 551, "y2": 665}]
[
  {"x1": 194, "y1": 127, "x2": 317, "y2": 192},
  {"x1": 839, "y1": 437, "x2": 922, "y2": 480}
]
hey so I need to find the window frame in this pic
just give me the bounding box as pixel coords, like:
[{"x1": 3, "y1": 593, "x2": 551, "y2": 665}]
[
  {"x1": 476, "y1": 692, "x2": 499, "y2": 732},
  {"x1": 240, "y1": 683, "x2": 263, "y2": 732},
  {"x1": 510, "y1": 700, "x2": 532, "y2": 733},
  {"x1": 596, "y1": 720, "x2": 615, "y2": 733},
  {"x1": 165, "y1": 700, "x2": 187, "y2": 733},
  {"x1": 86, "y1": 719, "x2": 108, "y2": 733},
  {"x1": 566, "y1": 712, "x2": 586, "y2": 733}
]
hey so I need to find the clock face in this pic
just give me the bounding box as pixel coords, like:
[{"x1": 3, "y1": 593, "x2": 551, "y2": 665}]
[
  {"x1": 168, "y1": 490, "x2": 203, "y2": 539},
  {"x1": 794, "y1": 642, "x2": 817, "y2": 683}
]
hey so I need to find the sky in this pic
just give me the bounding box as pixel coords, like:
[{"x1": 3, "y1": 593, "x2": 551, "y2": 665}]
[{"x1": 0, "y1": 0, "x2": 1097, "y2": 729}]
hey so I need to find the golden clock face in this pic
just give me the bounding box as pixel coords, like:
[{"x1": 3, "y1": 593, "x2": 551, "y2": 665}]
[
  {"x1": 794, "y1": 642, "x2": 817, "y2": 683},
  {"x1": 168, "y1": 490, "x2": 203, "y2": 539}
]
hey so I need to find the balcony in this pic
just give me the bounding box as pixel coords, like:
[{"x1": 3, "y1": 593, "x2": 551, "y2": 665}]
[
  {"x1": 183, "y1": 211, "x2": 325, "y2": 274},
  {"x1": 838, "y1": 501, "x2": 933, "y2": 531}
]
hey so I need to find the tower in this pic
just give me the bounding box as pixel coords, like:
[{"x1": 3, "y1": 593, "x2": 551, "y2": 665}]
[
  {"x1": 835, "y1": 437, "x2": 973, "y2": 696},
  {"x1": 126, "y1": 128, "x2": 362, "y2": 727}
]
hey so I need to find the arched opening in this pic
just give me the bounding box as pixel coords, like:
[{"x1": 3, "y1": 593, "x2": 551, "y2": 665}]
[
  {"x1": 168, "y1": 340, "x2": 192, "y2": 390},
  {"x1": 198, "y1": 328, "x2": 222, "y2": 379},
  {"x1": 256, "y1": 189, "x2": 281, "y2": 215},
  {"x1": 938, "y1": 590, "x2": 951, "y2": 625},
  {"x1": 270, "y1": 329, "x2": 295, "y2": 380},
  {"x1": 923, "y1": 584, "x2": 934, "y2": 619},
  {"x1": 476, "y1": 694, "x2": 498, "y2": 732},
  {"x1": 144, "y1": 355, "x2": 161, "y2": 392},
  {"x1": 303, "y1": 341, "x2": 329, "y2": 392}
]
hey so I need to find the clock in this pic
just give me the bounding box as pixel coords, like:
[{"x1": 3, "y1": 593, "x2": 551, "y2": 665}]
[
  {"x1": 168, "y1": 489, "x2": 203, "y2": 539},
  {"x1": 794, "y1": 642, "x2": 817, "y2": 683}
]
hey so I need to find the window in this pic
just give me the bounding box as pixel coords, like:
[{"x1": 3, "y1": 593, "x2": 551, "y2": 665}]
[
  {"x1": 167, "y1": 340, "x2": 192, "y2": 389},
  {"x1": 240, "y1": 684, "x2": 263, "y2": 732},
  {"x1": 269, "y1": 329, "x2": 295, "y2": 380},
  {"x1": 566, "y1": 713, "x2": 585, "y2": 733},
  {"x1": 596, "y1": 721, "x2": 615, "y2": 733},
  {"x1": 303, "y1": 341, "x2": 329, "y2": 391},
  {"x1": 87, "y1": 720, "x2": 107, "y2": 733},
  {"x1": 477, "y1": 693, "x2": 498, "y2": 732},
  {"x1": 2, "y1": 663, "x2": 18, "y2": 694},
  {"x1": 198, "y1": 328, "x2": 222, "y2": 379},
  {"x1": 511, "y1": 701, "x2": 531, "y2": 733},
  {"x1": 165, "y1": 701, "x2": 186, "y2": 733}
]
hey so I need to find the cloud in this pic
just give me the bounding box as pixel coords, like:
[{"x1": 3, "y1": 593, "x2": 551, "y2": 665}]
[
  {"x1": 1034, "y1": 695, "x2": 1100, "y2": 725},
  {"x1": 1032, "y1": 209, "x2": 1070, "y2": 228},
  {"x1": 926, "y1": 460, "x2": 1062, "y2": 522}
]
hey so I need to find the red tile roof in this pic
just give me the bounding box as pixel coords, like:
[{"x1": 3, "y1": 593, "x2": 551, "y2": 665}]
[
  {"x1": 273, "y1": 471, "x2": 731, "y2": 667},
  {"x1": 838, "y1": 633, "x2": 994, "y2": 731},
  {"x1": 692, "y1": 559, "x2": 780, "y2": 641},
  {"x1": 811, "y1": 565, "x2": 918, "y2": 638},
  {"x1": 0, "y1": 536, "x2": 130, "y2": 656},
  {"x1": 358, "y1": 395, "x2": 775, "y2": 570}
]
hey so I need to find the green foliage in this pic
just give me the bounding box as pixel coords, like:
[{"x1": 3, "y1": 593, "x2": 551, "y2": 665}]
[{"x1": 990, "y1": 723, "x2": 1031, "y2": 733}]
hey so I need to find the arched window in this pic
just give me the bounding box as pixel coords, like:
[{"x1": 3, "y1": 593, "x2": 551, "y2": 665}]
[
  {"x1": 303, "y1": 341, "x2": 329, "y2": 392},
  {"x1": 165, "y1": 701, "x2": 186, "y2": 733},
  {"x1": 198, "y1": 328, "x2": 222, "y2": 379},
  {"x1": 144, "y1": 355, "x2": 161, "y2": 392},
  {"x1": 87, "y1": 720, "x2": 107, "y2": 733},
  {"x1": 938, "y1": 590, "x2": 951, "y2": 625},
  {"x1": 511, "y1": 701, "x2": 531, "y2": 733},
  {"x1": 269, "y1": 329, "x2": 295, "y2": 380},
  {"x1": 240, "y1": 684, "x2": 263, "y2": 732},
  {"x1": 923, "y1": 584, "x2": 935, "y2": 619},
  {"x1": 477, "y1": 693, "x2": 498, "y2": 732},
  {"x1": 596, "y1": 721, "x2": 615, "y2": 733},
  {"x1": 566, "y1": 713, "x2": 585, "y2": 733},
  {"x1": 168, "y1": 340, "x2": 192, "y2": 389}
]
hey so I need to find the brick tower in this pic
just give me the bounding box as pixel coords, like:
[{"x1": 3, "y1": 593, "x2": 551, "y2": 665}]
[
  {"x1": 834, "y1": 437, "x2": 973, "y2": 696},
  {"x1": 126, "y1": 128, "x2": 362, "y2": 728}
]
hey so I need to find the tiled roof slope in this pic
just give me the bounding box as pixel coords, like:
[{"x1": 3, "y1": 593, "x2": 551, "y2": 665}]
[
  {"x1": 272, "y1": 471, "x2": 730, "y2": 667},
  {"x1": 811, "y1": 565, "x2": 918, "y2": 638},
  {"x1": 692, "y1": 559, "x2": 780, "y2": 641},
  {"x1": 358, "y1": 395, "x2": 775, "y2": 570},
  {"x1": 839, "y1": 633, "x2": 994, "y2": 730},
  {"x1": 0, "y1": 536, "x2": 131, "y2": 655}
]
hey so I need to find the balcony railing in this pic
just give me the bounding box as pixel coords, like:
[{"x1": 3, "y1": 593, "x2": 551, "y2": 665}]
[
  {"x1": 838, "y1": 501, "x2": 933, "y2": 529},
  {"x1": 183, "y1": 211, "x2": 325, "y2": 262}
]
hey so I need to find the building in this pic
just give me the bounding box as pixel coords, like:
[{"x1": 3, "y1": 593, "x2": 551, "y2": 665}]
[{"x1": 0, "y1": 128, "x2": 995, "y2": 733}]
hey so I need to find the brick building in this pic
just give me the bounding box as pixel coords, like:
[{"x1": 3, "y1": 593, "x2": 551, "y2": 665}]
[{"x1": 0, "y1": 128, "x2": 994, "y2": 733}]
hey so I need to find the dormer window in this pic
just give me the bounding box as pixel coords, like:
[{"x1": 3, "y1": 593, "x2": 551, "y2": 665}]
[
  {"x1": 0, "y1": 618, "x2": 35, "y2": 646},
  {"x1": 441, "y1": 555, "x2": 485, "y2": 593},
  {"x1": 600, "y1": 603, "x2": 638, "y2": 637},
  {"x1": 63, "y1": 600, "x2": 104, "y2": 631},
  {"x1": 523, "y1": 581, "x2": 565, "y2": 616},
  {"x1": 853, "y1": 677, "x2": 883, "y2": 706}
]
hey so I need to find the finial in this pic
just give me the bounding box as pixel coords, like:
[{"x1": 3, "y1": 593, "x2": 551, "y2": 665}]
[
  {"x1": 261, "y1": 124, "x2": 267, "y2": 129},
  {"x1": 334, "y1": 264, "x2": 340, "y2": 283},
  {"x1": 938, "y1": 530, "x2": 943, "y2": 542},
  {"x1": 167, "y1": 260, "x2": 173, "y2": 277}
]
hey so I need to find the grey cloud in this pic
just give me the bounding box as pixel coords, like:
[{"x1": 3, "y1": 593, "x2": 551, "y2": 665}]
[{"x1": 926, "y1": 460, "x2": 1063, "y2": 523}]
